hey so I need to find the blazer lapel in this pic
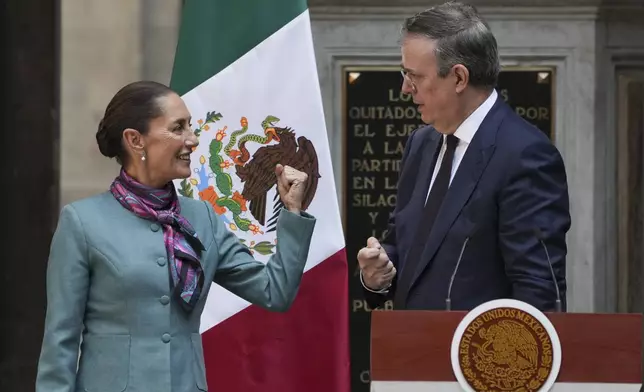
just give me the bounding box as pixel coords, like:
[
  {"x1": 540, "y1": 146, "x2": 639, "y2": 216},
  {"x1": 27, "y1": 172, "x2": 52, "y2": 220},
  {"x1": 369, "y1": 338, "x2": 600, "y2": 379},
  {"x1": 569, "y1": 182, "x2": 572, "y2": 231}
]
[{"x1": 408, "y1": 97, "x2": 507, "y2": 289}]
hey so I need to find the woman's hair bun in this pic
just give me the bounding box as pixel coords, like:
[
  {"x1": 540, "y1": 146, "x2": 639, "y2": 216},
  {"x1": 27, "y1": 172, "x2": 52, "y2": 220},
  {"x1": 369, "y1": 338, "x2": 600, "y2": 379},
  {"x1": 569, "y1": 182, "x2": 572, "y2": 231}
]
[
  {"x1": 94, "y1": 81, "x2": 174, "y2": 164},
  {"x1": 96, "y1": 118, "x2": 119, "y2": 158}
]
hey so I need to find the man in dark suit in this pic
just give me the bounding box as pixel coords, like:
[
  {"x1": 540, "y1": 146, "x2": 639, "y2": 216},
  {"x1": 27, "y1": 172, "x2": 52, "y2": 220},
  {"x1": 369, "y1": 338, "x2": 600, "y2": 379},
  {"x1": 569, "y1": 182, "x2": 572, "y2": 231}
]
[{"x1": 357, "y1": 1, "x2": 571, "y2": 312}]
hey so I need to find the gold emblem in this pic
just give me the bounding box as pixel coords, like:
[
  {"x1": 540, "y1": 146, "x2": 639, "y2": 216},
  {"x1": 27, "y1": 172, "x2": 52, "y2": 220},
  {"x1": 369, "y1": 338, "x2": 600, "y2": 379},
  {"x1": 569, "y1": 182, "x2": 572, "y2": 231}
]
[{"x1": 451, "y1": 300, "x2": 561, "y2": 392}]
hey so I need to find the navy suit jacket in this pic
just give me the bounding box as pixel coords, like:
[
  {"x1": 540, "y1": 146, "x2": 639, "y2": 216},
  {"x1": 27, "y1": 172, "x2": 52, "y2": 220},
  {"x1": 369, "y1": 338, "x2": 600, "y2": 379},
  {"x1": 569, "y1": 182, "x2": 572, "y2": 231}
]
[{"x1": 365, "y1": 95, "x2": 571, "y2": 312}]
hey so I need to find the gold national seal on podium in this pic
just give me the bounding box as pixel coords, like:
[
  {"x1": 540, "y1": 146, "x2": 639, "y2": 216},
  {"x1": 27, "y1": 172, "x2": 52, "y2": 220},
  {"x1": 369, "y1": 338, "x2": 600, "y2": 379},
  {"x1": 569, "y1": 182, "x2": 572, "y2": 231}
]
[{"x1": 450, "y1": 299, "x2": 562, "y2": 392}]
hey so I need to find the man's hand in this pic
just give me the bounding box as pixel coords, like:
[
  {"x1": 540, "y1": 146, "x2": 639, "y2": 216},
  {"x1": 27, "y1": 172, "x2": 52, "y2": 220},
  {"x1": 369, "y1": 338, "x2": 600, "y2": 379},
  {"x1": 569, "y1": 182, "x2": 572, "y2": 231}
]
[{"x1": 357, "y1": 237, "x2": 396, "y2": 291}]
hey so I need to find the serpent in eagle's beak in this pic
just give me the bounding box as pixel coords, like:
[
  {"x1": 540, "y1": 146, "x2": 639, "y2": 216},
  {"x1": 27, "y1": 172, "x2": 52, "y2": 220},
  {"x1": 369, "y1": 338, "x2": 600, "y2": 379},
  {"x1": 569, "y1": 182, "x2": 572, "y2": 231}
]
[
  {"x1": 264, "y1": 119, "x2": 280, "y2": 142},
  {"x1": 265, "y1": 128, "x2": 280, "y2": 142}
]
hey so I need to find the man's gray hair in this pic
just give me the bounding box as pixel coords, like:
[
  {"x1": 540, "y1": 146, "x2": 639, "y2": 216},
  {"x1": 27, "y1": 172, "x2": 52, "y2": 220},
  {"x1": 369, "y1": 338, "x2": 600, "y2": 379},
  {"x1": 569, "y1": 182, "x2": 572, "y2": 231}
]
[{"x1": 402, "y1": 1, "x2": 500, "y2": 89}]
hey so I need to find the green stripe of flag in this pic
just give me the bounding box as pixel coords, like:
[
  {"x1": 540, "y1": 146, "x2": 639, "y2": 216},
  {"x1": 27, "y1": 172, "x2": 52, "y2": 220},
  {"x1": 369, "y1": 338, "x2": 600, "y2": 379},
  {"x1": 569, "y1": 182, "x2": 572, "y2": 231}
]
[{"x1": 170, "y1": 0, "x2": 308, "y2": 95}]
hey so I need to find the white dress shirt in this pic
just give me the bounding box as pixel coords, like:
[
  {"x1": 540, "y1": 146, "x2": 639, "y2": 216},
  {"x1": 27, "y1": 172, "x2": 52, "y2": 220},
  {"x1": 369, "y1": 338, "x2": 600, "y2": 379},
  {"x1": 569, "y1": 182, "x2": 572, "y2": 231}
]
[
  {"x1": 425, "y1": 89, "x2": 498, "y2": 204},
  {"x1": 361, "y1": 89, "x2": 498, "y2": 294}
]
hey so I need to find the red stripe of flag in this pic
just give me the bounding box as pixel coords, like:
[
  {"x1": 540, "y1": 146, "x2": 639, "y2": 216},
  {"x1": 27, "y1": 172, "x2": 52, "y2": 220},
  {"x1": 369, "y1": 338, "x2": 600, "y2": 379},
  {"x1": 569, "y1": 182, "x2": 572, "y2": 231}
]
[{"x1": 202, "y1": 250, "x2": 350, "y2": 391}]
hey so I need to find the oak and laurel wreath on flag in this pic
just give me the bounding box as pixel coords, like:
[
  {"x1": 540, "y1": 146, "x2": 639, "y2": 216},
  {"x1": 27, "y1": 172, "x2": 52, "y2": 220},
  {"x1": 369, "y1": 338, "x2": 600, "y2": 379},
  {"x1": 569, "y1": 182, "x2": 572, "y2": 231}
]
[{"x1": 178, "y1": 111, "x2": 277, "y2": 256}]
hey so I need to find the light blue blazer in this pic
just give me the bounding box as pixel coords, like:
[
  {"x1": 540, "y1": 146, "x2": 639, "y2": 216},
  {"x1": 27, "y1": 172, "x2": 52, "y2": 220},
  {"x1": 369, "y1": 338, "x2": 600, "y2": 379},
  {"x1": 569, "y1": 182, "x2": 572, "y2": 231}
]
[{"x1": 35, "y1": 191, "x2": 316, "y2": 392}]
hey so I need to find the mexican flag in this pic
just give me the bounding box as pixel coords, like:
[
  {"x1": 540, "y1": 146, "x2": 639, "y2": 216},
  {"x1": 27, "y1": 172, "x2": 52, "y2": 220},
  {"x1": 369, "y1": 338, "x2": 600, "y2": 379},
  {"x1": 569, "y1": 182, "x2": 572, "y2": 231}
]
[{"x1": 170, "y1": 1, "x2": 350, "y2": 391}]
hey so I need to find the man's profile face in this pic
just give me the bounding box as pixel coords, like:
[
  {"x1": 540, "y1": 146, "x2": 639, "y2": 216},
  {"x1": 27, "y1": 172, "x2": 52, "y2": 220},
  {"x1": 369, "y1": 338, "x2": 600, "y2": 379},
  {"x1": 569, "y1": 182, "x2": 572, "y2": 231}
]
[{"x1": 400, "y1": 34, "x2": 458, "y2": 132}]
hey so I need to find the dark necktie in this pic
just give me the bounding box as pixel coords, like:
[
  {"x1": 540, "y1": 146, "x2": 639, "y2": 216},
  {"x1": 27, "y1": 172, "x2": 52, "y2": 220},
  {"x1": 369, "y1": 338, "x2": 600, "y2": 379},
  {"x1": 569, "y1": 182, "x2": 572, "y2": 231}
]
[{"x1": 393, "y1": 134, "x2": 459, "y2": 308}]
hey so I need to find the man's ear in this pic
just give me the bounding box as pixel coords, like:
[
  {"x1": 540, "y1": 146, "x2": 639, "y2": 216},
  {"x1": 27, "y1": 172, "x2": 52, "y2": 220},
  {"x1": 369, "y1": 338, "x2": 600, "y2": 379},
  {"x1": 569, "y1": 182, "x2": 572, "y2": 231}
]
[
  {"x1": 452, "y1": 64, "x2": 469, "y2": 94},
  {"x1": 122, "y1": 128, "x2": 145, "y2": 158}
]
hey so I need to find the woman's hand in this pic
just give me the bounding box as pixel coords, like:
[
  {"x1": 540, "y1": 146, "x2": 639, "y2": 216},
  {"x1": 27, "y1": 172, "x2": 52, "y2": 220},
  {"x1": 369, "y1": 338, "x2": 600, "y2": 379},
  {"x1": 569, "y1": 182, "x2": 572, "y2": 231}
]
[{"x1": 275, "y1": 164, "x2": 308, "y2": 214}]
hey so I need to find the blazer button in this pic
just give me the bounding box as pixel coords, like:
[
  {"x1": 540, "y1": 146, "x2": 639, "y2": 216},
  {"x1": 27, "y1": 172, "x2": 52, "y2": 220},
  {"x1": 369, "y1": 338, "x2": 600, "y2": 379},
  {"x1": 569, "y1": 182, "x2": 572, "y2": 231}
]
[
  {"x1": 150, "y1": 223, "x2": 160, "y2": 232},
  {"x1": 157, "y1": 257, "x2": 166, "y2": 266},
  {"x1": 160, "y1": 295, "x2": 170, "y2": 305},
  {"x1": 162, "y1": 333, "x2": 171, "y2": 343}
]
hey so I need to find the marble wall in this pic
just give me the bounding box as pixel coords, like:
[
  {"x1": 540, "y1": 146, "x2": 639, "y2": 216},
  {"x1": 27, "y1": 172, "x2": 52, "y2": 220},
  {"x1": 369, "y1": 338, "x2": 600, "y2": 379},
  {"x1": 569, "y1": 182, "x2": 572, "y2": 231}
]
[{"x1": 592, "y1": 5, "x2": 644, "y2": 313}]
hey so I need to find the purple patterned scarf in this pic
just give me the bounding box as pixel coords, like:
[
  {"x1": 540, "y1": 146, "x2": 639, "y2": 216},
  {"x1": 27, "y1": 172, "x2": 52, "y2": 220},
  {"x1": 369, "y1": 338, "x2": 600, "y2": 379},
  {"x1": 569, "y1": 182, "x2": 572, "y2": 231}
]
[{"x1": 110, "y1": 168, "x2": 204, "y2": 312}]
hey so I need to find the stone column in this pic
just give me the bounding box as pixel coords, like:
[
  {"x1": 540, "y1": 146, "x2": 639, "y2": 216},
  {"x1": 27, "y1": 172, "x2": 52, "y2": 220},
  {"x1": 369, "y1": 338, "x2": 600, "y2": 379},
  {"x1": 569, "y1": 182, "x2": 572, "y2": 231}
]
[
  {"x1": 0, "y1": 0, "x2": 59, "y2": 390},
  {"x1": 59, "y1": 0, "x2": 143, "y2": 206},
  {"x1": 59, "y1": 0, "x2": 182, "y2": 207},
  {"x1": 141, "y1": 0, "x2": 182, "y2": 83}
]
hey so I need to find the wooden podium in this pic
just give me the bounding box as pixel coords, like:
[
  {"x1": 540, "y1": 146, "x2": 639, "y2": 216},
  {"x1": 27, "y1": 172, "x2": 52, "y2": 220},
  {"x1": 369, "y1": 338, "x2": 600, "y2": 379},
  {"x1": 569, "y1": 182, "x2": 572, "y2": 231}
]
[{"x1": 370, "y1": 308, "x2": 642, "y2": 391}]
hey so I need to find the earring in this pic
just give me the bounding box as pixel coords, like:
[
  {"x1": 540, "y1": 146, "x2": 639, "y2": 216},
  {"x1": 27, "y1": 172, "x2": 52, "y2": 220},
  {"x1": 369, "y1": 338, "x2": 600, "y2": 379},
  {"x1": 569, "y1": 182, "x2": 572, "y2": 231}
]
[{"x1": 141, "y1": 153, "x2": 146, "y2": 161}]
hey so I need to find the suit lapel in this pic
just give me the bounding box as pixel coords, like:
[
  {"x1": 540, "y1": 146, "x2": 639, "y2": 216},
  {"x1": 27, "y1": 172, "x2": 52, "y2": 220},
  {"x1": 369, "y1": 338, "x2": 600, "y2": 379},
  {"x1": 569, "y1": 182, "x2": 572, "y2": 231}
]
[
  {"x1": 408, "y1": 97, "x2": 507, "y2": 289},
  {"x1": 400, "y1": 131, "x2": 441, "y2": 269},
  {"x1": 413, "y1": 132, "x2": 442, "y2": 208}
]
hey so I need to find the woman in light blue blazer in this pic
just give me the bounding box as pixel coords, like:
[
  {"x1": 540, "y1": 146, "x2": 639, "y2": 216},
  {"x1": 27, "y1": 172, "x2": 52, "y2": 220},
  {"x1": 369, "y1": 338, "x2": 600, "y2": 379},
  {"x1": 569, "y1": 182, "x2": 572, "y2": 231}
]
[{"x1": 35, "y1": 81, "x2": 316, "y2": 392}]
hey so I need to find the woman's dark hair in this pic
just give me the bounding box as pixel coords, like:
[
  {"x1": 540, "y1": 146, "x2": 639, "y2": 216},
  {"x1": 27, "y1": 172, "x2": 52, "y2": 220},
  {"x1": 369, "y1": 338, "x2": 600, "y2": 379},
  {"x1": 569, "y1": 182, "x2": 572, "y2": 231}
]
[{"x1": 96, "y1": 80, "x2": 175, "y2": 164}]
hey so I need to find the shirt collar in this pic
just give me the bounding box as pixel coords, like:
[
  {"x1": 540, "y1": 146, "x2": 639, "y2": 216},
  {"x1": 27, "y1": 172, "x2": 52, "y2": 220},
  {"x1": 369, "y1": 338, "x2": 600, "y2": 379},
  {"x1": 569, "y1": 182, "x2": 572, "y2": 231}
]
[{"x1": 451, "y1": 89, "x2": 498, "y2": 145}]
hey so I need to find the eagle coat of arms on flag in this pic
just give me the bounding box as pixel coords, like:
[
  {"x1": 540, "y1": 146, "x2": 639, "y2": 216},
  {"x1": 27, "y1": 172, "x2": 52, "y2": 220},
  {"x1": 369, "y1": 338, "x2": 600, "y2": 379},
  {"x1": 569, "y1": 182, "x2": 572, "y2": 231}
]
[{"x1": 178, "y1": 112, "x2": 321, "y2": 257}]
